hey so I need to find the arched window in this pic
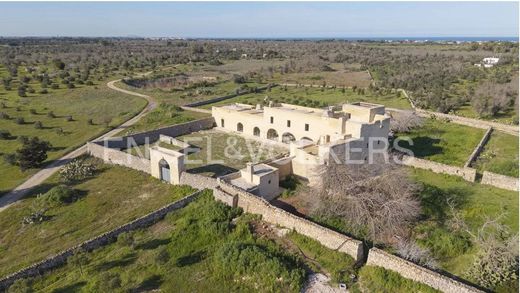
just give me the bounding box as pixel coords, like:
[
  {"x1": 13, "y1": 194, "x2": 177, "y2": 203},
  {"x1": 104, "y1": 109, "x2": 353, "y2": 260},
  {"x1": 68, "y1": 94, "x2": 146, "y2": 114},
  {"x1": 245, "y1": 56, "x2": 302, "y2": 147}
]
[
  {"x1": 267, "y1": 129, "x2": 278, "y2": 140},
  {"x1": 253, "y1": 127, "x2": 260, "y2": 137},
  {"x1": 159, "y1": 159, "x2": 170, "y2": 183},
  {"x1": 237, "y1": 123, "x2": 244, "y2": 132},
  {"x1": 301, "y1": 137, "x2": 313, "y2": 143},
  {"x1": 282, "y1": 132, "x2": 296, "y2": 144}
]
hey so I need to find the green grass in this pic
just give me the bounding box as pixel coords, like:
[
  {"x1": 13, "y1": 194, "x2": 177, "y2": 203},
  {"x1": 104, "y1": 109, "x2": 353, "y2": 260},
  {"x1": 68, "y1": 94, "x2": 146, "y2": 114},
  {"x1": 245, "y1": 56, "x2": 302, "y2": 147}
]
[
  {"x1": 0, "y1": 157, "x2": 195, "y2": 277},
  {"x1": 0, "y1": 85, "x2": 147, "y2": 196},
  {"x1": 25, "y1": 192, "x2": 307, "y2": 293},
  {"x1": 176, "y1": 130, "x2": 288, "y2": 177},
  {"x1": 396, "y1": 118, "x2": 485, "y2": 166},
  {"x1": 410, "y1": 168, "x2": 518, "y2": 278},
  {"x1": 473, "y1": 132, "x2": 519, "y2": 177},
  {"x1": 287, "y1": 232, "x2": 356, "y2": 286},
  {"x1": 352, "y1": 266, "x2": 440, "y2": 293},
  {"x1": 200, "y1": 86, "x2": 412, "y2": 110}
]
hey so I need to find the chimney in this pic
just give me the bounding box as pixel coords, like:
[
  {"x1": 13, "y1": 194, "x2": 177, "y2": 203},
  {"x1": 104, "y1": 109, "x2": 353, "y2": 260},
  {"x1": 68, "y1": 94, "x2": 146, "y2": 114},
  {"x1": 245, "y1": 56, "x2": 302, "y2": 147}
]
[{"x1": 246, "y1": 162, "x2": 254, "y2": 182}]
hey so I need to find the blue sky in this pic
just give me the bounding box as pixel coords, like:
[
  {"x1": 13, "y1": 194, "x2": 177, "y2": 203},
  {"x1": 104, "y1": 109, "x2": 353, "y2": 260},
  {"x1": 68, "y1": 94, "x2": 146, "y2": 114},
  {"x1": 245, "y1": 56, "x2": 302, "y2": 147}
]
[{"x1": 0, "y1": 2, "x2": 518, "y2": 38}]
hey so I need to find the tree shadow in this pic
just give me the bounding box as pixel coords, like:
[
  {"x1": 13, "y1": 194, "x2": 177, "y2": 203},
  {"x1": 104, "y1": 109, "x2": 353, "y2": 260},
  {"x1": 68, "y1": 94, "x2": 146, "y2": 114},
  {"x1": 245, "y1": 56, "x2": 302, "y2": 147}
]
[
  {"x1": 95, "y1": 252, "x2": 138, "y2": 271},
  {"x1": 418, "y1": 183, "x2": 469, "y2": 224},
  {"x1": 398, "y1": 136, "x2": 443, "y2": 158},
  {"x1": 51, "y1": 281, "x2": 87, "y2": 293},
  {"x1": 135, "y1": 238, "x2": 170, "y2": 250},
  {"x1": 131, "y1": 274, "x2": 163, "y2": 293},
  {"x1": 175, "y1": 250, "x2": 205, "y2": 267}
]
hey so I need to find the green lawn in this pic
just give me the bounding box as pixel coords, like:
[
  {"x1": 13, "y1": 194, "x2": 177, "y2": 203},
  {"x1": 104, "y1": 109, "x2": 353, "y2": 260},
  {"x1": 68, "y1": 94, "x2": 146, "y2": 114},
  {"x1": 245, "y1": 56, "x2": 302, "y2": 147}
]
[
  {"x1": 177, "y1": 130, "x2": 288, "y2": 177},
  {"x1": 24, "y1": 192, "x2": 307, "y2": 293},
  {"x1": 473, "y1": 132, "x2": 519, "y2": 177},
  {"x1": 0, "y1": 85, "x2": 147, "y2": 196},
  {"x1": 396, "y1": 119, "x2": 485, "y2": 166},
  {"x1": 200, "y1": 86, "x2": 412, "y2": 110},
  {"x1": 410, "y1": 168, "x2": 518, "y2": 283},
  {"x1": 0, "y1": 157, "x2": 195, "y2": 277},
  {"x1": 353, "y1": 266, "x2": 439, "y2": 293}
]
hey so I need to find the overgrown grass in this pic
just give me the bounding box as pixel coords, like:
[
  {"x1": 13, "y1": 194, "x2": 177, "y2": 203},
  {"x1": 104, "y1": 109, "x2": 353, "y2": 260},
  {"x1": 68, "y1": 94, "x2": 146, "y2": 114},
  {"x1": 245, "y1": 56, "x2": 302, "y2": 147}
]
[
  {"x1": 352, "y1": 266, "x2": 440, "y2": 293},
  {"x1": 25, "y1": 192, "x2": 307, "y2": 292},
  {"x1": 473, "y1": 132, "x2": 519, "y2": 177},
  {"x1": 200, "y1": 85, "x2": 412, "y2": 110},
  {"x1": 396, "y1": 118, "x2": 485, "y2": 166},
  {"x1": 0, "y1": 157, "x2": 195, "y2": 277},
  {"x1": 287, "y1": 232, "x2": 356, "y2": 286},
  {"x1": 410, "y1": 168, "x2": 518, "y2": 278}
]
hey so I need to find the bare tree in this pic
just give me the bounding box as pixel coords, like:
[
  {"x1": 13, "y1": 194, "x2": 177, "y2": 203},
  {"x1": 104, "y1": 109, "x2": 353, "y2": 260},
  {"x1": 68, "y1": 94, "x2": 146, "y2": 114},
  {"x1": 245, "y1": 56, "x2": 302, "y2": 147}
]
[
  {"x1": 311, "y1": 162, "x2": 421, "y2": 243},
  {"x1": 390, "y1": 111, "x2": 424, "y2": 133}
]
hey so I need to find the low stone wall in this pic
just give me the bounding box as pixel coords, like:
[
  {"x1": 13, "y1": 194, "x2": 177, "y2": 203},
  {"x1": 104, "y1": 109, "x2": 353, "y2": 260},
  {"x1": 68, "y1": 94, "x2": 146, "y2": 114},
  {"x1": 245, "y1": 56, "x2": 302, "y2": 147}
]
[
  {"x1": 87, "y1": 142, "x2": 151, "y2": 174},
  {"x1": 216, "y1": 181, "x2": 364, "y2": 262},
  {"x1": 366, "y1": 248, "x2": 483, "y2": 293},
  {"x1": 416, "y1": 109, "x2": 518, "y2": 136},
  {"x1": 183, "y1": 85, "x2": 273, "y2": 108},
  {"x1": 0, "y1": 191, "x2": 202, "y2": 291},
  {"x1": 180, "y1": 106, "x2": 212, "y2": 114},
  {"x1": 397, "y1": 154, "x2": 477, "y2": 182},
  {"x1": 464, "y1": 127, "x2": 493, "y2": 168},
  {"x1": 179, "y1": 172, "x2": 218, "y2": 190},
  {"x1": 96, "y1": 117, "x2": 216, "y2": 148},
  {"x1": 481, "y1": 171, "x2": 519, "y2": 191}
]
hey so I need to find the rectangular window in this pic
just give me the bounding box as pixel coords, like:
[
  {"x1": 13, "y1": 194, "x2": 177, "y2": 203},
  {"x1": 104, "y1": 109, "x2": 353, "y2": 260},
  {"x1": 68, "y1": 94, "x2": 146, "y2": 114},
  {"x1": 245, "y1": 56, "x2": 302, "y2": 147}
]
[
  {"x1": 270, "y1": 116, "x2": 274, "y2": 124},
  {"x1": 287, "y1": 120, "x2": 291, "y2": 127},
  {"x1": 305, "y1": 124, "x2": 309, "y2": 131}
]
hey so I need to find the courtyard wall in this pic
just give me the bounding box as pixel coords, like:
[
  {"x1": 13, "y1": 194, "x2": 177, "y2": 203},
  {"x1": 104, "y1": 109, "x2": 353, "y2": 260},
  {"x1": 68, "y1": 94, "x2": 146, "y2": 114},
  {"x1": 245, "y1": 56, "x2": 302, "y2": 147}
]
[
  {"x1": 397, "y1": 154, "x2": 477, "y2": 182},
  {"x1": 481, "y1": 171, "x2": 519, "y2": 191}
]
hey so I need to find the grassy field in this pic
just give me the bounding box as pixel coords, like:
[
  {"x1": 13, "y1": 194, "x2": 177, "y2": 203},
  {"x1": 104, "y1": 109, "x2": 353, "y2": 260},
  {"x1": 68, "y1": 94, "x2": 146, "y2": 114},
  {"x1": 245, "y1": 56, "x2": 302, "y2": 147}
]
[
  {"x1": 396, "y1": 118, "x2": 485, "y2": 166},
  {"x1": 473, "y1": 132, "x2": 519, "y2": 177},
  {"x1": 200, "y1": 85, "x2": 412, "y2": 110},
  {"x1": 23, "y1": 192, "x2": 308, "y2": 293},
  {"x1": 0, "y1": 157, "x2": 195, "y2": 277},
  {"x1": 177, "y1": 130, "x2": 288, "y2": 177},
  {"x1": 410, "y1": 168, "x2": 518, "y2": 284},
  {"x1": 352, "y1": 266, "x2": 440, "y2": 293},
  {"x1": 0, "y1": 84, "x2": 147, "y2": 196}
]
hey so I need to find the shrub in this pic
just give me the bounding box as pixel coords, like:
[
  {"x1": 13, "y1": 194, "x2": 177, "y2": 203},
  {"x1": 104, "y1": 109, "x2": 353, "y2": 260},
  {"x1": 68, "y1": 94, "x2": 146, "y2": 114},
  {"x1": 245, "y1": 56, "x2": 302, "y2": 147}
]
[
  {"x1": 0, "y1": 129, "x2": 11, "y2": 139},
  {"x1": 41, "y1": 185, "x2": 77, "y2": 205},
  {"x1": 65, "y1": 115, "x2": 73, "y2": 122},
  {"x1": 4, "y1": 153, "x2": 16, "y2": 165},
  {"x1": 12, "y1": 137, "x2": 52, "y2": 170},
  {"x1": 47, "y1": 111, "x2": 55, "y2": 118},
  {"x1": 0, "y1": 112, "x2": 9, "y2": 119},
  {"x1": 34, "y1": 121, "x2": 42, "y2": 129},
  {"x1": 7, "y1": 278, "x2": 33, "y2": 293},
  {"x1": 59, "y1": 159, "x2": 96, "y2": 183},
  {"x1": 66, "y1": 83, "x2": 75, "y2": 89},
  {"x1": 51, "y1": 84, "x2": 59, "y2": 89},
  {"x1": 15, "y1": 117, "x2": 25, "y2": 124},
  {"x1": 39, "y1": 89, "x2": 48, "y2": 94},
  {"x1": 87, "y1": 118, "x2": 93, "y2": 125}
]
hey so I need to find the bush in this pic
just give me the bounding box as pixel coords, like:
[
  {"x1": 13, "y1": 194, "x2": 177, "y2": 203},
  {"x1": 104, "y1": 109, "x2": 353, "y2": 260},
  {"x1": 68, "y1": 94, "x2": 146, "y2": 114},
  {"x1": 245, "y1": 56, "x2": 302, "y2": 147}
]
[
  {"x1": 34, "y1": 121, "x2": 42, "y2": 129},
  {"x1": 0, "y1": 129, "x2": 11, "y2": 139},
  {"x1": 51, "y1": 84, "x2": 59, "y2": 89},
  {"x1": 0, "y1": 112, "x2": 9, "y2": 119},
  {"x1": 41, "y1": 185, "x2": 77, "y2": 205},
  {"x1": 13, "y1": 137, "x2": 52, "y2": 170},
  {"x1": 39, "y1": 89, "x2": 48, "y2": 94},
  {"x1": 15, "y1": 117, "x2": 25, "y2": 124},
  {"x1": 29, "y1": 109, "x2": 36, "y2": 115},
  {"x1": 65, "y1": 115, "x2": 73, "y2": 122},
  {"x1": 59, "y1": 159, "x2": 96, "y2": 183},
  {"x1": 47, "y1": 111, "x2": 55, "y2": 118},
  {"x1": 87, "y1": 118, "x2": 93, "y2": 125},
  {"x1": 7, "y1": 278, "x2": 33, "y2": 293}
]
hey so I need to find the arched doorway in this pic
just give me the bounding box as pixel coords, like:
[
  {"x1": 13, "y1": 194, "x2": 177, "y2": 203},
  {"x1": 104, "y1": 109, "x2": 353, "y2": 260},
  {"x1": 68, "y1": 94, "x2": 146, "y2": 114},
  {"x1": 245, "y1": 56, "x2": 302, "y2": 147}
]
[
  {"x1": 267, "y1": 129, "x2": 278, "y2": 141},
  {"x1": 159, "y1": 159, "x2": 170, "y2": 183},
  {"x1": 237, "y1": 123, "x2": 244, "y2": 132},
  {"x1": 282, "y1": 132, "x2": 296, "y2": 144},
  {"x1": 253, "y1": 127, "x2": 260, "y2": 137}
]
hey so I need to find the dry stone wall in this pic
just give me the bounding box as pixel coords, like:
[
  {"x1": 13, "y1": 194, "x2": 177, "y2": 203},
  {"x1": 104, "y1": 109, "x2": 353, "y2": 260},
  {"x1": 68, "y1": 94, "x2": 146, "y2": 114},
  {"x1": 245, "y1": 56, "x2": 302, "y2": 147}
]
[
  {"x1": 216, "y1": 181, "x2": 364, "y2": 262},
  {"x1": 366, "y1": 248, "x2": 483, "y2": 293},
  {"x1": 464, "y1": 127, "x2": 493, "y2": 168},
  {"x1": 87, "y1": 142, "x2": 151, "y2": 174},
  {"x1": 481, "y1": 171, "x2": 519, "y2": 191},
  {"x1": 179, "y1": 172, "x2": 218, "y2": 190},
  {"x1": 0, "y1": 191, "x2": 202, "y2": 291},
  {"x1": 183, "y1": 85, "x2": 273, "y2": 108},
  {"x1": 397, "y1": 154, "x2": 477, "y2": 182}
]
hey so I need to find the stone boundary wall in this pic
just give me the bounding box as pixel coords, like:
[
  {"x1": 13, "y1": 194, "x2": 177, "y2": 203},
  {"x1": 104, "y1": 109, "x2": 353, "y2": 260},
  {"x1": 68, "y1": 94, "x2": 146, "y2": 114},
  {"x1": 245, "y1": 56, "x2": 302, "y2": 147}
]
[
  {"x1": 464, "y1": 127, "x2": 493, "y2": 168},
  {"x1": 0, "y1": 191, "x2": 202, "y2": 291},
  {"x1": 86, "y1": 142, "x2": 151, "y2": 174},
  {"x1": 216, "y1": 181, "x2": 365, "y2": 262},
  {"x1": 481, "y1": 171, "x2": 519, "y2": 191},
  {"x1": 183, "y1": 85, "x2": 273, "y2": 108},
  {"x1": 416, "y1": 109, "x2": 518, "y2": 136},
  {"x1": 179, "y1": 172, "x2": 218, "y2": 190},
  {"x1": 180, "y1": 106, "x2": 212, "y2": 114},
  {"x1": 366, "y1": 248, "x2": 484, "y2": 293},
  {"x1": 397, "y1": 154, "x2": 477, "y2": 182},
  {"x1": 95, "y1": 118, "x2": 216, "y2": 148}
]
